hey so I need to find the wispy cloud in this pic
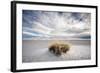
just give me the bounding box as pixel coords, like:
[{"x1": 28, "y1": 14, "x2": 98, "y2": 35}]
[{"x1": 22, "y1": 10, "x2": 91, "y2": 39}]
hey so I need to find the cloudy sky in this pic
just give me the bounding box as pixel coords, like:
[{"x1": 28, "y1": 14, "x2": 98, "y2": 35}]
[{"x1": 22, "y1": 10, "x2": 91, "y2": 40}]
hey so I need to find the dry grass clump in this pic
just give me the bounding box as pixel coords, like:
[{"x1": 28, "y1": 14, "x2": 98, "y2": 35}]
[{"x1": 49, "y1": 41, "x2": 70, "y2": 56}]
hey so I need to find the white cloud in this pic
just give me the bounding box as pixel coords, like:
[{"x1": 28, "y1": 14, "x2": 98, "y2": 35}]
[{"x1": 23, "y1": 11, "x2": 91, "y2": 39}]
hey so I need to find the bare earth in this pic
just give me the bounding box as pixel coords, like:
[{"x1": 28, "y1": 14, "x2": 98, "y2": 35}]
[{"x1": 22, "y1": 40, "x2": 91, "y2": 63}]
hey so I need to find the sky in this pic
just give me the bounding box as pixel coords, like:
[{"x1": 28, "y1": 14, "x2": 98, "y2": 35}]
[{"x1": 22, "y1": 10, "x2": 91, "y2": 40}]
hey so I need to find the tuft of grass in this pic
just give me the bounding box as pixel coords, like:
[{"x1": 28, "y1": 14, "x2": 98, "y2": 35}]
[{"x1": 49, "y1": 41, "x2": 71, "y2": 56}]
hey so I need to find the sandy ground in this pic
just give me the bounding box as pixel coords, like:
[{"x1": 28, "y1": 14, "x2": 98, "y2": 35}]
[{"x1": 22, "y1": 40, "x2": 91, "y2": 63}]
